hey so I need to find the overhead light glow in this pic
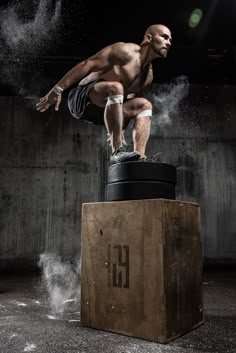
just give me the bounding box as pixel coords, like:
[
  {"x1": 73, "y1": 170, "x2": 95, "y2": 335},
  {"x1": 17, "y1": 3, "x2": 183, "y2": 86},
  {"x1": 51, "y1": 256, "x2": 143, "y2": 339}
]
[{"x1": 188, "y1": 8, "x2": 203, "y2": 28}]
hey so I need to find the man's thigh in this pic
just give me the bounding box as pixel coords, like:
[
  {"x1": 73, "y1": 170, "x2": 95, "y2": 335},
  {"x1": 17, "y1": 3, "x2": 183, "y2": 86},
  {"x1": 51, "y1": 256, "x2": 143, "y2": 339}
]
[{"x1": 89, "y1": 81, "x2": 113, "y2": 107}]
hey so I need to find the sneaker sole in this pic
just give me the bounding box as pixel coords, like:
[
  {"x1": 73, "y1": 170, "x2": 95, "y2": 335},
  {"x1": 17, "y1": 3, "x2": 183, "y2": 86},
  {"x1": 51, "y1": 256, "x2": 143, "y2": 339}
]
[{"x1": 110, "y1": 152, "x2": 140, "y2": 164}]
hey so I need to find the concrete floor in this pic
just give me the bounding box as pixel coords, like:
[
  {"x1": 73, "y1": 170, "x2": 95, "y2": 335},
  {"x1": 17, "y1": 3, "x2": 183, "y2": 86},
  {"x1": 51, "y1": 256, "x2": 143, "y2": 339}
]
[{"x1": 0, "y1": 269, "x2": 236, "y2": 353}]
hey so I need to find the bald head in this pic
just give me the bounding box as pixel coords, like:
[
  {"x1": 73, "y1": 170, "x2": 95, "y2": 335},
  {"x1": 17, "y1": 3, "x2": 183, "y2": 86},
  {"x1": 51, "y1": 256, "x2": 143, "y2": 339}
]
[
  {"x1": 143, "y1": 24, "x2": 172, "y2": 58},
  {"x1": 144, "y1": 24, "x2": 171, "y2": 38}
]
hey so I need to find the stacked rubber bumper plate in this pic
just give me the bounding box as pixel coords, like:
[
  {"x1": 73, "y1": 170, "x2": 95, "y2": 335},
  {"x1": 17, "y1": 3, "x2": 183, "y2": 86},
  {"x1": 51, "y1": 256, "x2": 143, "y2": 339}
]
[{"x1": 106, "y1": 161, "x2": 177, "y2": 201}]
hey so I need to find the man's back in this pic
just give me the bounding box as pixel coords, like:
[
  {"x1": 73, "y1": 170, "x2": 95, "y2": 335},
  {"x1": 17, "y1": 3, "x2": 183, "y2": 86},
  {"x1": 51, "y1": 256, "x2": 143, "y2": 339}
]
[{"x1": 79, "y1": 42, "x2": 154, "y2": 95}]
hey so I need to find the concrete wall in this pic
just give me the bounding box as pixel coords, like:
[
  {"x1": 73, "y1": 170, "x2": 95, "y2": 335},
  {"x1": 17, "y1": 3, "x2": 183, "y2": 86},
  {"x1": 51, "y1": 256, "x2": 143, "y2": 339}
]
[
  {"x1": 144, "y1": 84, "x2": 236, "y2": 265},
  {"x1": 0, "y1": 84, "x2": 236, "y2": 270},
  {"x1": 0, "y1": 96, "x2": 107, "y2": 270}
]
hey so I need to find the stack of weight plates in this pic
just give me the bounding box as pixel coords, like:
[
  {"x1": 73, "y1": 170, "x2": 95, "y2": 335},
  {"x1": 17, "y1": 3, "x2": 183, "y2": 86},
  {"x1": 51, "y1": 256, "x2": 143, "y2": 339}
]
[{"x1": 106, "y1": 161, "x2": 176, "y2": 201}]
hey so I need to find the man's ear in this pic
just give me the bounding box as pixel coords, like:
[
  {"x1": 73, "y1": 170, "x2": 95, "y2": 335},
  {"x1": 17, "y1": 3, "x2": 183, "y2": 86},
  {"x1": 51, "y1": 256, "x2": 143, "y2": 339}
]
[{"x1": 146, "y1": 33, "x2": 152, "y2": 42}]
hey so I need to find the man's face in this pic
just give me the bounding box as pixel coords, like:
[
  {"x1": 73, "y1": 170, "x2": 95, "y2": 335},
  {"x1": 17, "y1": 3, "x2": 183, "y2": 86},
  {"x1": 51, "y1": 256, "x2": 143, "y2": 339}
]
[{"x1": 151, "y1": 26, "x2": 172, "y2": 58}]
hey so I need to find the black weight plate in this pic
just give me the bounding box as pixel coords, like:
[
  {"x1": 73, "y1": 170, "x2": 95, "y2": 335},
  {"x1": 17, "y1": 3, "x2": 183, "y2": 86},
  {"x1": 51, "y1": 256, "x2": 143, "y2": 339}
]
[
  {"x1": 106, "y1": 181, "x2": 175, "y2": 201},
  {"x1": 108, "y1": 162, "x2": 176, "y2": 185}
]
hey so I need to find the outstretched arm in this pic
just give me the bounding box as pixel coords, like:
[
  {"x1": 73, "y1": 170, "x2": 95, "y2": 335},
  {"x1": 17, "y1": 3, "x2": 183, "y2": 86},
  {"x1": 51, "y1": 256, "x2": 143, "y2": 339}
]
[{"x1": 36, "y1": 42, "x2": 132, "y2": 112}]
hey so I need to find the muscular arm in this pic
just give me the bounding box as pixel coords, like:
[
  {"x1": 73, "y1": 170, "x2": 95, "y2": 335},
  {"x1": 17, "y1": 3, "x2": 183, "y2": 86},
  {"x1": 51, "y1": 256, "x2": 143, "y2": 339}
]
[
  {"x1": 36, "y1": 42, "x2": 132, "y2": 112},
  {"x1": 58, "y1": 42, "x2": 132, "y2": 90}
]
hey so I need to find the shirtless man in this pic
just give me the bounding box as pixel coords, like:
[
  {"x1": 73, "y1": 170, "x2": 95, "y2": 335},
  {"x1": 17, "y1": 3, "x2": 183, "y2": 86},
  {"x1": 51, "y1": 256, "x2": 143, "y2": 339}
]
[{"x1": 36, "y1": 24, "x2": 172, "y2": 164}]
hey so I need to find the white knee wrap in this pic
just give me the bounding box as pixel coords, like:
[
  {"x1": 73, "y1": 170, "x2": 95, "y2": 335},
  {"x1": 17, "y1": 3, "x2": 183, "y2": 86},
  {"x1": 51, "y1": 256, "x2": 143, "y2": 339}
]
[
  {"x1": 136, "y1": 109, "x2": 152, "y2": 118},
  {"x1": 106, "y1": 95, "x2": 124, "y2": 106}
]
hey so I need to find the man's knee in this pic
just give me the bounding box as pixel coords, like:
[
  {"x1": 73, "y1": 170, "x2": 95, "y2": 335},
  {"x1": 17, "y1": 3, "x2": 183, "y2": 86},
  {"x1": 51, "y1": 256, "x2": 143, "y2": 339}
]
[
  {"x1": 106, "y1": 81, "x2": 124, "y2": 96},
  {"x1": 104, "y1": 82, "x2": 125, "y2": 107},
  {"x1": 136, "y1": 98, "x2": 152, "y2": 119},
  {"x1": 136, "y1": 98, "x2": 152, "y2": 110}
]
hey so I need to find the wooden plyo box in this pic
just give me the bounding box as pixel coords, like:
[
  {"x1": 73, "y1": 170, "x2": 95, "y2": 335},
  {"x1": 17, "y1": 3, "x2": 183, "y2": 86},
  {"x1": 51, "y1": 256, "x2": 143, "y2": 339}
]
[{"x1": 81, "y1": 199, "x2": 204, "y2": 343}]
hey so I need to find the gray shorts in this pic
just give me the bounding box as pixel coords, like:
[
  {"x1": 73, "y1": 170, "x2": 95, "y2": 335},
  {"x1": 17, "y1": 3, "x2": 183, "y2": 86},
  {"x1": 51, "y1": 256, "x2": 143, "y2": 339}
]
[{"x1": 67, "y1": 80, "x2": 104, "y2": 125}]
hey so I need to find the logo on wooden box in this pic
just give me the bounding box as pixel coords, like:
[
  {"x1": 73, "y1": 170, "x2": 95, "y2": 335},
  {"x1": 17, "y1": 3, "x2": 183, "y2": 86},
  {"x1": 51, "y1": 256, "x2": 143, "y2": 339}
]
[{"x1": 106, "y1": 244, "x2": 129, "y2": 288}]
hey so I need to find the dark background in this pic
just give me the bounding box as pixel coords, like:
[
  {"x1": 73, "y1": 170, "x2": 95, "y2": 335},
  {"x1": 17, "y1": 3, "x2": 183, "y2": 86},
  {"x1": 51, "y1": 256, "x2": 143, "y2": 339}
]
[
  {"x1": 56, "y1": 0, "x2": 236, "y2": 84},
  {"x1": 0, "y1": 0, "x2": 236, "y2": 94},
  {"x1": 1, "y1": 0, "x2": 236, "y2": 270}
]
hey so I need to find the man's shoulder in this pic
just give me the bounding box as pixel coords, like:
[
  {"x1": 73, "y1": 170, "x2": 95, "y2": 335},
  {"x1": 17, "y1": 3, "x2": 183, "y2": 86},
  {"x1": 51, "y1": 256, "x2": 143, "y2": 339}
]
[
  {"x1": 111, "y1": 41, "x2": 139, "y2": 50},
  {"x1": 102, "y1": 42, "x2": 140, "y2": 65},
  {"x1": 111, "y1": 42, "x2": 140, "y2": 56}
]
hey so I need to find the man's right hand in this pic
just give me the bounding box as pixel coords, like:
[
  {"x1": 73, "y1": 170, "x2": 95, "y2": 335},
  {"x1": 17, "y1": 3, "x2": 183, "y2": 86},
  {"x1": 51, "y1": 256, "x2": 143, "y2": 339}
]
[{"x1": 36, "y1": 89, "x2": 62, "y2": 112}]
